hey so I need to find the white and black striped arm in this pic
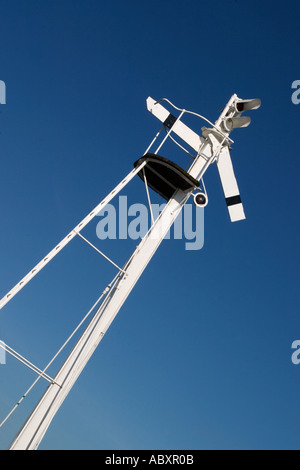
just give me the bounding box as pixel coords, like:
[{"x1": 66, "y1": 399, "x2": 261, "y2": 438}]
[
  {"x1": 217, "y1": 146, "x2": 246, "y2": 222},
  {"x1": 146, "y1": 97, "x2": 202, "y2": 153}
]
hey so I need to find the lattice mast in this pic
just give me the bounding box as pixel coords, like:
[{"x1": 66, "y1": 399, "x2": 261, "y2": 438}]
[{"x1": 2, "y1": 94, "x2": 260, "y2": 449}]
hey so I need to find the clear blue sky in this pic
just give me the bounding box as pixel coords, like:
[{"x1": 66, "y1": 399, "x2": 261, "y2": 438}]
[{"x1": 0, "y1": 0, "x2": 299, "y2": 450}]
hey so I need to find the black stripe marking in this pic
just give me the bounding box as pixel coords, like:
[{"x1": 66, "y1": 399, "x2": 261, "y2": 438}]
[
  {"x1": 163, "y1": 113, "x2": 177, "y2": 130},
  {"x1": 226, "y1": 195, "x2": 242, "y2": 207}
]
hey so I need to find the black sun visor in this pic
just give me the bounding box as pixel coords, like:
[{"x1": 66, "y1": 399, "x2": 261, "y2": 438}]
[{"x1": 134, "y1": 153, "x2": 200, "y2": 200}]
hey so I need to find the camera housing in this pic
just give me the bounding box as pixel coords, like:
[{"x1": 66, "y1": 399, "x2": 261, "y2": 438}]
[{"x1": 193, "y1": 192, "x2": 208, "y2": 208}]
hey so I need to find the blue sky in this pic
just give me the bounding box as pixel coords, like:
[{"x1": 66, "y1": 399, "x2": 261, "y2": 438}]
[{"x1": 0, "y1": 0, "x2": 299, "y2": 450}]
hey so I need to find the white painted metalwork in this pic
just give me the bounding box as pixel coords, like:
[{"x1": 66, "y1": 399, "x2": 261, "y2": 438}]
[
  {"x1": 0, "y1": 161, "x2": 146, "y2": 312},
  {"x1": 142, "y1": 168, "x2": 155, "y2": 225},
  {"x1": 74, "y1": 230, "x2": 126, "y2": 274},
  {"x1": 0, "y1": 342, "x2": 59, "y2": 386},
  {"x1": 2, "y1": 93, "x2": 260, "y2": 450},
  {"x1": 0, "y1": 280, "x2": 117, "y2": 430}
]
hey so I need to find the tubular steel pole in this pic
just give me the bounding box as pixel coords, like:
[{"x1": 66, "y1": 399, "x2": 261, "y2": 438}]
[{"x1": 9, "y1": 140, "x2": 213, "y2": 450}]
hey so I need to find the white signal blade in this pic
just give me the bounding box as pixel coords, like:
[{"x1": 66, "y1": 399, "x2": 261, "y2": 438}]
[
  {"x1": 146, "y1": 97, "x2": 202, "y2": 153},
  {"x1": 217, "y1": 146, "x2": 245, "y2": 222},
  {"x1": 147, "y1": 97, "x2": 245, "y2": 222}
]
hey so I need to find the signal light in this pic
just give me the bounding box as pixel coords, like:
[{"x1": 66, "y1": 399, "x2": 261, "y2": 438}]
[
  {"x1": 223, "y1": 116, "x2": 251, "y2": 131},
  {"x1": 222, "y1": 98, "x2": 261, "y2": 132},
  {"x1": 235, "y1": 98, "x2": 261, "y2": 113}
]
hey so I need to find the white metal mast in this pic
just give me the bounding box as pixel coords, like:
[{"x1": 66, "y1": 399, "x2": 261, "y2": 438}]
[{"x1": 4, "y1": 94, "x2": 260, "y2": 450}]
